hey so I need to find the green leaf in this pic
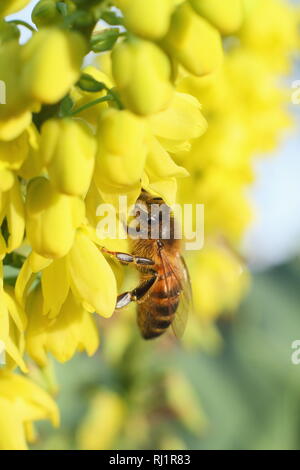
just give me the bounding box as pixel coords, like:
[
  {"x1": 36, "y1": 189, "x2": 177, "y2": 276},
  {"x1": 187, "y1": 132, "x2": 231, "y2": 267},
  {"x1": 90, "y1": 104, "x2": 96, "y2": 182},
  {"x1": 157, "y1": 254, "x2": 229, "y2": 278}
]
[
  {"x1": 77, "y1": 74, "x2": 107, "y2": 93},
  {"x1": 90, "y1": 28, "x2": 120, "y2": 53},
  {"x1": 101, "y1": 10, "x2": 124, "y2": 26},
  {"x1": 56, "y1": 2, "x2": 68, "y2": 17}
]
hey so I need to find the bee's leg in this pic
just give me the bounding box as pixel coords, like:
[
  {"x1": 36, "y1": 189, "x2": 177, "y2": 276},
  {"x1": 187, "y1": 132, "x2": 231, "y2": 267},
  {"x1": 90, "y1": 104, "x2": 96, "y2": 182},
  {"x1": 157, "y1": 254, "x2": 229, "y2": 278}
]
[
  {"x1": 101, "y1": 247, "x2": 155, "y2": 267},
  {"x1": 116, "y1": 274, "x2": 157, "y2": 309}
]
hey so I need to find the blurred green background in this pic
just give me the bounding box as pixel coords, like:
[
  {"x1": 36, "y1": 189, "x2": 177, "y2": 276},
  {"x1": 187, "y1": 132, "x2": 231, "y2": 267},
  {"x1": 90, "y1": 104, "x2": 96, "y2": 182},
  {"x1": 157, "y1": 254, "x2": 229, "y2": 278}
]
[{"x1": 31, "y1": 258, "x2": 300, "y2": 450}]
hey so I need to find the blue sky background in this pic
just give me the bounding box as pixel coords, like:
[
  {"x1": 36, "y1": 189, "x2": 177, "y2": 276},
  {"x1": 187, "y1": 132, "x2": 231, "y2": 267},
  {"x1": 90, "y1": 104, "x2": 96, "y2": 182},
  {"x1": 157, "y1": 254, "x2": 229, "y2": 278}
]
[{"x1": 9, "y1": 0, "x2": 300, "y2": 271}]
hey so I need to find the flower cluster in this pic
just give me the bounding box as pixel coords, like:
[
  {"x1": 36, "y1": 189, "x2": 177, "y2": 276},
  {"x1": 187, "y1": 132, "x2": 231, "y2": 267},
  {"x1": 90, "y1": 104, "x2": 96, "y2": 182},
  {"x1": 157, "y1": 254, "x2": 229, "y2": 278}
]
[{"x1": 0, "y1": 0, "x2": 298, "y2": 449}]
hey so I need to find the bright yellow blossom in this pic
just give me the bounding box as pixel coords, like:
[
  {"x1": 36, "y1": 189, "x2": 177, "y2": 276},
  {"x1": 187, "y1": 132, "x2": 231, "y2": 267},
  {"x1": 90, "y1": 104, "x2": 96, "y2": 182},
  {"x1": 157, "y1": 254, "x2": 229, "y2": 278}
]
[
  {"x1": 77, "y1": 390, "x2": 126, "y2": 450},
  {"x1": 0, "y1": 1, "x2": 31, "y2": 17},
  {"x1": 25, "y1": 177, "x2": 84, "y2": 259},
  {"x1": 41, "y1": 118, "x2": 96, "y2": 197},
  {"x1": 94, "y1": 108, "x2": 147, "y2": 207},
  {"x1": 0, "y1": 177, "x2": 25, "y2": 253},
  {"x1": 112, "y1": 38, "x2": 174, "y2": 115},
  {"x1": 26, "y1": 286, "x2": 99, "y2": 366},
  {"x1": 0, "y1": 269, "x2": 27, "y2": 372},
  {"x1": 163, "y1": 2, "x2": 223, "y2": 76},
  {"x1": 116, "y1": 0, "x2": 174, "y2": 39},
  {"x1": 147, "y1": 92, "x2": 207, "y2": 153},
  {"x1": 21, "y1": 28, "x2": 87, "y2": 104},
  {"x1": 67, "y1": 230, "x2": 117, "y2": 317},
  {"x1": 189, "y1": 0, "x2": 244, "y2": 34},
  {"x1": 0, "y1": 370, "x2": 59, "y2": 450},
  {"x1": 0, "y1": 0, "x2": 297, "y2": 450}
]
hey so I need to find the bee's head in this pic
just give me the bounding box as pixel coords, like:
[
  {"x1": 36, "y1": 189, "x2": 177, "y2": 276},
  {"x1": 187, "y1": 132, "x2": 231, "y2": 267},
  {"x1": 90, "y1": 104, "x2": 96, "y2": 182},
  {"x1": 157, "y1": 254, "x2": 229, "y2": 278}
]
[{"x1": 129, "y1": 191, "x2": 174, "y2": 241}]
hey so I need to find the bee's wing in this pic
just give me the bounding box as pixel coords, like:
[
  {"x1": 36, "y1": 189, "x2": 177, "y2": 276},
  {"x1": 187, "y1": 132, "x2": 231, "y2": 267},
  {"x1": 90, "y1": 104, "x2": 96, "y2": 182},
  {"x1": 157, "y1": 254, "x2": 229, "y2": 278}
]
[
  {"x1": 159, "y1": 250, "x2": 192, "y2": 339},
  {"x1": 171, "y1": 256, "x2": 192, "y2": 339}
]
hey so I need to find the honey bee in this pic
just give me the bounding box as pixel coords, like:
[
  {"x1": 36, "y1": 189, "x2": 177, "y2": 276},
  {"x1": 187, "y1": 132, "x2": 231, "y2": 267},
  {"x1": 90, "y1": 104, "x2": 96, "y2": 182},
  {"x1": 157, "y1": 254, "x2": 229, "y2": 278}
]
[{"x1": 102, "y1": 190, "x2": 192, "y2": 339}]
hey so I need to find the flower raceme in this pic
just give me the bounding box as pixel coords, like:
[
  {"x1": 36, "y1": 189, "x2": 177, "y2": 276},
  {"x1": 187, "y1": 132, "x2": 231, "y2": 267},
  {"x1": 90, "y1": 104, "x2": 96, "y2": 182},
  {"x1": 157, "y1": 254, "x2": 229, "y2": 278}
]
[{"x1": 0, "y1": 0, "x2": 298, "y2": 450}]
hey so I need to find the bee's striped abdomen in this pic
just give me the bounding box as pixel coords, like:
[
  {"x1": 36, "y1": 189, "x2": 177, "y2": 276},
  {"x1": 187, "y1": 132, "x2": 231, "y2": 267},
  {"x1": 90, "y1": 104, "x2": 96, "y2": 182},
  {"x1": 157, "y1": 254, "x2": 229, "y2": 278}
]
[{"x1": 137, "y1": 274, "x2": 181, "y2": 339}]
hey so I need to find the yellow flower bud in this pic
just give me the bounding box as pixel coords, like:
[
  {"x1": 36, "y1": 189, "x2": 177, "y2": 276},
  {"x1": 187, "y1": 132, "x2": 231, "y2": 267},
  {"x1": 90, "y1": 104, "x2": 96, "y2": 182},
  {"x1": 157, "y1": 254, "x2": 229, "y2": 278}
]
[
  {"x1": 0, "y1": 41, "x2": 29, "y2": 121},
  {"x1": 116, "y1": 0, "x2": 174, "y2": 39},
  {"x1": 31, "y1": 0, "x2": 61, "y2": 29},
  {"x1": 112, "y1": 38, "x2": 174, "y2": 115},
  {"x1": 25, "y1": 177, "x2": 83, "y2": 259},
  {"x1": 164, "y1": 2, "x2": 223, "y2": 76},
  {"x1": 94, "y1": 109, "x2": 147, "y2": 204},
  {"x1": 41, "y1": 119, "x2": 96, "y2": 197},
  {"x1": 189, "y1": 0, "x2": 244, "y2": 34},
  {"x1": 0, "y1": 0, "x2": 31, "y2": 17},
  {"x1": 21, "y1": 28, "x2": 87, "y2": 104}
]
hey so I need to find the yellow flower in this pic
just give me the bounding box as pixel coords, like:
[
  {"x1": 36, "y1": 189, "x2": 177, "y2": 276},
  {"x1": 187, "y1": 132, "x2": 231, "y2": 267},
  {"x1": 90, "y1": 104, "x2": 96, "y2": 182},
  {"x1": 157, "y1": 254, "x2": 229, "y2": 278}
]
[
  {"x1": 0, "y1": 169, "x2": 14, "y2": 192},
  {"x1": 240, "y1": 0, "x2": 299, "y2": 73},
  {"x1": 0, "y1": 176, "x2": 25, "y2": 253},
  {"x1": 186, "y1": 243, "x2": 250, "y2": 322},
  {"x1": 142, "y1": 136, "x2": 189, "y2": 205},
  {"x1": 0, "y1": 129, "x2": 29, "y2": 171},
  {"x1": 94, "y1": 108, "x2": 147, "y2": 207},
  {"x1": 0, "y1": 41, "x2": 30, "y2": 125},
  {"x1": 0, "y1": 370, "x2": 59, "y2": 450},
  {"x1": 0, "y1": 0, "x2": 31, "y2": 17},
  {"x1": 0, "y1": 112, "x2": 32, "y2": 142},
  {"x1": 112, "y1": 38, "x2": 174, "y2": 115},
  {"x1": 21, "y1": 28, "x2": 87, "y2": 104},
  {"x1": 25, "y1": 177, "x2": 84, "y2": 259},
  {"x1": 16, "y1": 229, "x2": 117, "y2": 320},
  {"x1": 189, "y1": 0, "x2": 244, "y2": 34},
  {"x1": 0, "y1": 269, "x2": 27, "y2": 372},
  {"x1": 116, "y1": 0, "x2": 174, "y2": 39},
  {"x1": 67, "y1": 230, "x2": 117, "y2": 317},
  {"x1": 147, "y1": 92, "x2": 207, "y2": 153},
  {"x1": 163, "y1": 2, "x2": 223, "y2": 76},
  {"x1": 77, "y1": 390, "x2": 126, "y2": 450},
  {"x1": 166, "y1": 372, "x2": 207, "y2": 434},
  {"x1": 26, "y1": 286, "x2": 99, "y2": 366},
  {"x1": 41, "y1": 118, "x2": 96, "y2": 197},
  {"x1": 18, "y1": 124, "x2": 42, "y2": 180}
]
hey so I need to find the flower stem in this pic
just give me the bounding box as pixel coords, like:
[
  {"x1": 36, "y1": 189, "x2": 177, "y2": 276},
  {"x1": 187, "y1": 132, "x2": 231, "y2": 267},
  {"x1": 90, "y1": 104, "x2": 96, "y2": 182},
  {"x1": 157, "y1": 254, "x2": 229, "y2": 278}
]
[
  {"x1": 70, "y1": 95, "x2": 114, "y2": 116},
  {"x1": 7, "y1": 20, "x2": 36, "y2": 33}
]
